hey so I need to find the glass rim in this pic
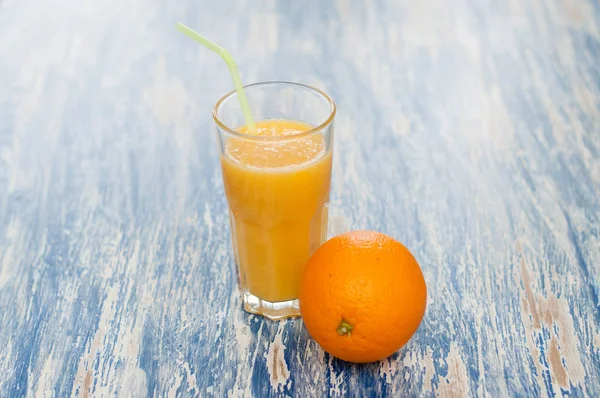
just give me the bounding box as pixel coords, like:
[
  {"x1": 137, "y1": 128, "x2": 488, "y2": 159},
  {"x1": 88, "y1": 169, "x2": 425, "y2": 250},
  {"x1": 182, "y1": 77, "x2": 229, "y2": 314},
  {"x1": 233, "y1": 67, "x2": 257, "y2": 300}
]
[{"x1": 212, "y1": 81, "x2": 336, "y2": 141}]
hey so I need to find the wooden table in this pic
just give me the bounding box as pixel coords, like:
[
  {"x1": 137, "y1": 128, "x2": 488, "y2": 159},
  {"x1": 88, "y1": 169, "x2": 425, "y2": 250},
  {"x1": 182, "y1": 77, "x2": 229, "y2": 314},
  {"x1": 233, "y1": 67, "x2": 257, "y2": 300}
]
[{"x1": 1, "y1": 0, "x2": 599, "y2": 396}]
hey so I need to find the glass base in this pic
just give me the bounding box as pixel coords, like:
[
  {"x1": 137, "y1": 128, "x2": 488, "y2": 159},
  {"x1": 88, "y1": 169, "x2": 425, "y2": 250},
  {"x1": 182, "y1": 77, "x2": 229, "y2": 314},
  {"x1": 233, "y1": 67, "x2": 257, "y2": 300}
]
[{"x1": 242, "y1": 291, "x2": 300, "y2": 320}]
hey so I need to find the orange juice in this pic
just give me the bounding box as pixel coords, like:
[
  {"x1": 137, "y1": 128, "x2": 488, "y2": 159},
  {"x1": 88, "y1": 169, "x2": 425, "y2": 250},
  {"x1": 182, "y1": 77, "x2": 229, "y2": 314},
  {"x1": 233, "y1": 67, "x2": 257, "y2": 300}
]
[{"x1": 221, "y1": 119, "x2": 332, "y2": 303}]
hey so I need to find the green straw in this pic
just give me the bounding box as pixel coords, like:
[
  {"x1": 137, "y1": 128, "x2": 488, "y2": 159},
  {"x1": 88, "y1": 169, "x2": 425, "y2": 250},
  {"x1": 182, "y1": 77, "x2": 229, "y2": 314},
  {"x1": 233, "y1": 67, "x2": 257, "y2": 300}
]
[{"x1": 176, "y1": 22, "x2": 256, "y2": 132}]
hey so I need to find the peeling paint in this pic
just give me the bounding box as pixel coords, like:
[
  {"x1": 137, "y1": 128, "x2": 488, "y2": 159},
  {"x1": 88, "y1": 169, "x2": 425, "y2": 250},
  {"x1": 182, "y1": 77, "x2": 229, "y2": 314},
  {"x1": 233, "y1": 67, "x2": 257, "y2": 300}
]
[{"x1": 266, "y1": 323, "x2": 291, "y2": 393}]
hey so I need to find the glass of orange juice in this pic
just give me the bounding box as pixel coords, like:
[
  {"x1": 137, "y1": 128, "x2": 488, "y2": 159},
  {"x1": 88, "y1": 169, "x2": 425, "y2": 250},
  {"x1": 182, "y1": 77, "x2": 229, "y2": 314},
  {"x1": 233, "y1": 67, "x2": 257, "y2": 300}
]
[{"x1": 213, "y1": 81, "x2": 336, "y2": 320}]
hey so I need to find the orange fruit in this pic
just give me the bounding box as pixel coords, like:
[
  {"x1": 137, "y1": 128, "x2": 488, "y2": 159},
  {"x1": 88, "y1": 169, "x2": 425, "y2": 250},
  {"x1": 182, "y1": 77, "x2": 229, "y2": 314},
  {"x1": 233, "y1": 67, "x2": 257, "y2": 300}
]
[{"x1": 299, "y1": 230, "x2": 427, "y2": 363}]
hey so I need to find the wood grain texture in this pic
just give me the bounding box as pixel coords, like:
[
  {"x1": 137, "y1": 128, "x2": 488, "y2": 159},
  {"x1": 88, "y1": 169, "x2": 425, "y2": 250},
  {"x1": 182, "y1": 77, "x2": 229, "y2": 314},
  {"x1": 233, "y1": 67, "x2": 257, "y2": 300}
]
[{"x1": 0, "y1": 0, "x2": 599, "y2": 396}]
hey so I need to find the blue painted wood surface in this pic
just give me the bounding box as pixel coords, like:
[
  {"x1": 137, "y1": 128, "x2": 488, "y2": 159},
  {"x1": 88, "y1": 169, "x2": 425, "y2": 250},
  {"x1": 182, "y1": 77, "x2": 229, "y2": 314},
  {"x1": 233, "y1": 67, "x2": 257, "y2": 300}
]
[{"x1": 1, "y1": 0, "x2": 599, "y2": 396}]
